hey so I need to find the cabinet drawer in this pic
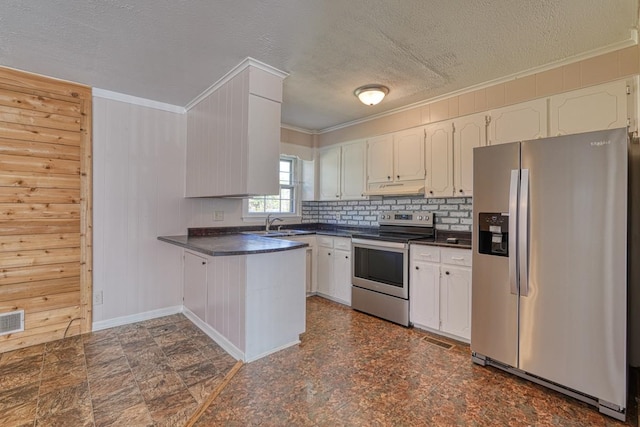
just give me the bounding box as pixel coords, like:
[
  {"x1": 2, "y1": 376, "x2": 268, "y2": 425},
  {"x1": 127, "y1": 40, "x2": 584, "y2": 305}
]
[
  {"x1": 333, "y1": 237, "x2": 351, "y2": 251},
  {"x1": 440, "y1": 248, "x2": 472, "y2": 267},
  {"x1": 410, "y1": 244, "x2": 440, "y2": 263},
  {"x1": 317, "y1": 236, "x2": 334, "y2": 248}
]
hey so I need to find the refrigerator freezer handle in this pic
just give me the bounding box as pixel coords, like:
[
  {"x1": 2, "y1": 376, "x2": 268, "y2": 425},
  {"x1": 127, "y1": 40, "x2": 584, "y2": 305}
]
[
  {"x1": 519, "y1": 169, "x2": 530, "y2": 297},
  {"x1": 509, "y1": 170, "x2": 519, "y2": 295}
]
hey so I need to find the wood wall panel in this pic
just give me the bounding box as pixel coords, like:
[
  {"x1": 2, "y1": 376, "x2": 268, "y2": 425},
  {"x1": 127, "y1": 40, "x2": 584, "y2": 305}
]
[
  {"x1": 0, "y1": 138, "x2": 81, "y2": 161},
  {"x1": 0, "y1": 85, "x2": 82, "y2": 117},
  {"x1": 0, "y1": 171, "x2": 81, "y2": 189},
  {"x1": 0, "y1": 277, "x2": 79, "y2": 302},
  {"x1": 0, "y1": 66, "x2": 91, "y2": 353},
  {"x1": 0, "y1": 154, "x2": 80, "y2": 175},
  {"x1": 0, "y1": 187, "x2": 80, "y2": 204},
  {"x1": 0, "y1": 121, "x2": 81, "y2": 146}
]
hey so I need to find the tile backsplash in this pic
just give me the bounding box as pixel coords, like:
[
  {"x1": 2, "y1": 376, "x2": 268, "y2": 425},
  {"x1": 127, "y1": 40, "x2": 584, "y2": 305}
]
[{"x1": 302, "y1": 196, "x2": 472, "y2": 231}]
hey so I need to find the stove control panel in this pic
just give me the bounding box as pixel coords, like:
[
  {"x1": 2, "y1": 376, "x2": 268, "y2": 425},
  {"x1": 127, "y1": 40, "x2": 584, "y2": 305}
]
[{"x1": 378, "y1": 211, "x2": 434, "y2": 226}]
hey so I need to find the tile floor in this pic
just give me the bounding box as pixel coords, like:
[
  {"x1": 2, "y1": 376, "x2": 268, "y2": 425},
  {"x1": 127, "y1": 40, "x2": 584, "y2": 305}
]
[
  {"x1": 195, "y1": 297, "x2": 637, "y2": 426},
  {"x1": 1, "y1": 296, "x2": 637, "y2": 426},
  {"x1": 0, "y1": 314, "x2": 236, "y2": 427}
]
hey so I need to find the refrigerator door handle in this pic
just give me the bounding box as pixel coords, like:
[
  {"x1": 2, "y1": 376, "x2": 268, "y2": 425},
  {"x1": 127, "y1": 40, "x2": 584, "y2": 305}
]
[
  {"x1": 519, "y1": 169, "x2": 530, "y2": 297},
  {"x1": 509, "y1": 169, "x2": 519, "y2": 295}
]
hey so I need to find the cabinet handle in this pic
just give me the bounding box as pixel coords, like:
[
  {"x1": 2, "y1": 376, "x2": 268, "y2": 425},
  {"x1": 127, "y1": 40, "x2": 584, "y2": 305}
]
[
  {"x1": 429, "y1": 190, "x2": 434, "y2": 195},
  {"x1": 459, "y1": 189, "x2": 463, "y2": 193},
  {"x1": 336, "y1": 195, "x2": 339, "y2": 198},
  {"x1": 415, "y1": 266, "x2": 419, "y2": 270},
  {"x1": 387, "y1": 176, "x2": 391, "y2": 180},
  {"x1": 419, "y1": 253, "x2": 432, "y2": 258},
  {"x1": 328, "y1": 252, "x2": 331, "y2": 256},
  {"x1": 397, "y1": 175, "x2": 400, "y2": 179},
  {"x1": 202, "y1": 261, "x2": 206, "y2": 265},
  {"x1": 345, "y1": 256, "x2": 349, "y2": 259},
  {"x1": 445, "y1": 271, "x2": 450, "y2": 275},
  {"x1": 451, "y1": 257, "x2": 464, "y2": 261}
]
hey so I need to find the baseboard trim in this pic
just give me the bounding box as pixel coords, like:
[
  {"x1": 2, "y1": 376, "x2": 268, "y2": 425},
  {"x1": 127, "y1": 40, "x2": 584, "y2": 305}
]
[
  {"x1": 92, "y1": 305, "x2": 183, "y2": 331},
  {"x1": 182, "y1": 308, "x2": 245, "y2": 361}
]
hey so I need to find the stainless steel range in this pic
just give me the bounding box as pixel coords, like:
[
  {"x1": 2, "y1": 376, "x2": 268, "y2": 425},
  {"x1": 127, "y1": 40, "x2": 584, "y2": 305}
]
[{"x1": 351, "y1": 211, "x2": 434, "y2": 326}]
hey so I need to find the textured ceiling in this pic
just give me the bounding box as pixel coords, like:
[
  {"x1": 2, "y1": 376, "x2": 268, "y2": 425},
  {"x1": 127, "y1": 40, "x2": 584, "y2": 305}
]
[{"x1": 0, "y1": 1, "x2": 637, "y2": 131}]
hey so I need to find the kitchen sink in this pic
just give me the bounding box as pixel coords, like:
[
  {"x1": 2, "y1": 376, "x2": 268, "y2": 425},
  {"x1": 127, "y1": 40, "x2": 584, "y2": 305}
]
[{"x1": 242, "y1": 230, "x2": 311, "y2": 237}]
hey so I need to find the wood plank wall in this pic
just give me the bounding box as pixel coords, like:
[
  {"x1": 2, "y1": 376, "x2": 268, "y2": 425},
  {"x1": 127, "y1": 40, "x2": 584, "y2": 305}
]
[{"x1": 0, "y1": 67, "x2": 92, "y2": 352}]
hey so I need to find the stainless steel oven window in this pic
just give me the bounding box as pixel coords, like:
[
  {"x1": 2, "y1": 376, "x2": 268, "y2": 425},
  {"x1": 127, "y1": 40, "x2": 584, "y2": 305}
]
[{"x1": 351, "y1": 239, "x2": 409, "y2": 299}]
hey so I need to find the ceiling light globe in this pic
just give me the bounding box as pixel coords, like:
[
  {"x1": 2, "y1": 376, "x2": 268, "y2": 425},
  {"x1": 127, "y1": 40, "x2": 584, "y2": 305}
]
[{"x1": 354, "y1": 85, "x2": 389, "y2": 106}]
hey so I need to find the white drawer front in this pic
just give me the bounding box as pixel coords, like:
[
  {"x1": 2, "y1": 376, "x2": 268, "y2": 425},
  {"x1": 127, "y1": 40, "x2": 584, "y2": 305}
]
[
  {"x1": 410, "y1": 244, "x2": 440, "y2": 263},
  {"x1": 317, "y1": 236, "x2": 334, "y2": 248},
  {"x1": 440, "y1": 248, "x2": 472, "y2": 267},
  {"x1": 333, "y1": 237, "x2": 351, "y2": 251}
]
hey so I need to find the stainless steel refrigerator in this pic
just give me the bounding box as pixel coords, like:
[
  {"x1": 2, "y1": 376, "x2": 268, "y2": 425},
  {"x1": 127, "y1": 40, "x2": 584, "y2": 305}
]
[{"x1": 471, "y1": 127, "x2": 628, "y2": 421}]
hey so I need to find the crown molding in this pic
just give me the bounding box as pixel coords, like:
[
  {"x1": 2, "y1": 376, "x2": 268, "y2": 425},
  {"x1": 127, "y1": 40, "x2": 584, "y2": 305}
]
[
  {"x1": 280, "y1": 123, "x2": 318, "y2": 135},
  {"x1": 185, "y1": 57, "x2": 288, "y2": 111},
  {"x1": 92, "y1": 88, "x2": 186, "y2": 113}
]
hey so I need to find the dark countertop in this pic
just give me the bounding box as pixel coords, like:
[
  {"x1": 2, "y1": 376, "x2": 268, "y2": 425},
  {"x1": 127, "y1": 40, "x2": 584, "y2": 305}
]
[
  {"x1": 160, "y1": 224, "x2": 472, "y2": 255},
  {"x1": 411, "y1": 230, "x2": 472, "y2": 250},
  {"x1": 158, "y1": 234, "x2": 308, "y2": 257}
]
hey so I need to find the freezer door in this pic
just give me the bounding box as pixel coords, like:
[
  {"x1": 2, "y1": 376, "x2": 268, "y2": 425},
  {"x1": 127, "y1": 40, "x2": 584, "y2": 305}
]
[
  {"x1": 471, "y1": 142, "x2": 520, "y2": 367},
  {"x1": 519, "y1": 128, "x2": 627, "y2": 408}
]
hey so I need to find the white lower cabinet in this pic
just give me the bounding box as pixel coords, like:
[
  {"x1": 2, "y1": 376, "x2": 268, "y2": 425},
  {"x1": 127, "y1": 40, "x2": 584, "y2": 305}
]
[
  {"x1": 410, "y1": 244, "x2": 471, "y2": 342},
  {"x1": 280, "y1": 235, "x2": 317, "y2": 294},
  {"x1": 183, "y1": 251, "x2": 207, "y2": 321},
  {"x1": 316, "y1": 236, "x2": 351, "y2": 305}
]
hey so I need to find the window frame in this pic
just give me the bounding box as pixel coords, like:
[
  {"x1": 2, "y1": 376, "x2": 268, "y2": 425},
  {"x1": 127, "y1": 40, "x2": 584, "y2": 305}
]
[{"x1": 242, "y1": 155, "x2": 301, "y2": 220}]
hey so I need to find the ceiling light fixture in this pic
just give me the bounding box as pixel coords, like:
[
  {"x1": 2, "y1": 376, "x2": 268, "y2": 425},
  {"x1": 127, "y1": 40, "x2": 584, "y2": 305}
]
[{"x1": 354, "y1": 84, "x2": 389, "y2": 106}]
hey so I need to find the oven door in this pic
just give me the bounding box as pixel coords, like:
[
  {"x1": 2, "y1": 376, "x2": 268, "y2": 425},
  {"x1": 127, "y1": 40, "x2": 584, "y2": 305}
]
[{"x1": 351, "y1": 238, "x2": 409, "y2": 299}]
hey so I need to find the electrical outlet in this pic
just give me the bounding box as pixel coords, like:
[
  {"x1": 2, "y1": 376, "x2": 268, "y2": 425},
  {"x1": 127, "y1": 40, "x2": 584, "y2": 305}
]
[
  {"x1": 93, "y1": 291, "x2": 103, "y2": 306},
  {"x1": 214, "y1": 211, "x2": 224, "y2": 221}
]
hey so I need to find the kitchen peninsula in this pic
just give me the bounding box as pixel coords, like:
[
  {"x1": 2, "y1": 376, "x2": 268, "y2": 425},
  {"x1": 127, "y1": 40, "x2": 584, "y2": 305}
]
[{"x1": 159, "y1": 233, "x2": 307, "y2": 362}]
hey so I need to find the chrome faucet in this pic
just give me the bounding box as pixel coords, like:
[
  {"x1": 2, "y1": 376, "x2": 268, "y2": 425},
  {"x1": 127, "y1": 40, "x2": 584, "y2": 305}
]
[{"x1": 265, "y1": 214, "x2": 283, "y2": 232}]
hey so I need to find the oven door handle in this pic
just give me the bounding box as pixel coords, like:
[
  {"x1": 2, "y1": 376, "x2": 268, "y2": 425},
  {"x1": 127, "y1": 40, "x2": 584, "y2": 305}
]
[{"x1": 351, "y1": 239, "x2": 408, "y2": 250}]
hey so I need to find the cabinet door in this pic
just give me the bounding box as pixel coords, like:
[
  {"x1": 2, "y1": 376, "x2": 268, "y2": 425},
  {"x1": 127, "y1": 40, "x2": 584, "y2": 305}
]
[
  {"x1": 393, "y1": 127, "x2": 425, "y2": 182},
  {"x1": 184, "y1": 251, "x2": 207, "y2": 322},
  {"x1": 454, "y1": 113, "x2": 486, "y2": 197},
  {"x1": 333, "y1": 249, "x2": 352, "y2": 305},
  {"x1": 489, "y1": 98, "x2": 548, "y2": 145},
  {"x1": 367, "y1": 134, "x2": 394, "y2": 184},
  {"x1": 317, "y1": 247, "x2": 334, "y2": 297},
  {"x1": 340, "y1": 141, "x2": 366, "y2": 200},
  {"x1": 440, "y1": 266, "x2": 471, "y2": 341},
  {"x1": 550, "y1": 80, "x2": 628, "y2": 136},
  {"x1": 409, "y1": 260, "x2": 440, "y2": 330},
  {"x1": 318, "y1": 147, "x2": 341, "y2": 201},
  {"x1": 425, "y1": 121, "x2": 454, "y2": 197}
]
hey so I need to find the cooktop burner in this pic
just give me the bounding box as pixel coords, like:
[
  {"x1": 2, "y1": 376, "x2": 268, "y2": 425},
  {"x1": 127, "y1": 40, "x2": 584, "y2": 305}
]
[
  {"x1": 352, "y1": 211, "x2": 435, "y2": 243},
  {"x1": 351, "y1": 231, "x2": 435, "y2": 244}
]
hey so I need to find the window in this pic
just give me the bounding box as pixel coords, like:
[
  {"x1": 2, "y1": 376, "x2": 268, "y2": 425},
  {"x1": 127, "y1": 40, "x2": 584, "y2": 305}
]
[{"x1": 246, "y1": 156, "x2": 297, "y2": 216}]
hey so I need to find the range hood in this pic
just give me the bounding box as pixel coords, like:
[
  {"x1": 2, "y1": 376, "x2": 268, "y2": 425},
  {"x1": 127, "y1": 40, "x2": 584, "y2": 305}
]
[{"x1": 363, "y1": 180, "x2": 425, "y2": 197}]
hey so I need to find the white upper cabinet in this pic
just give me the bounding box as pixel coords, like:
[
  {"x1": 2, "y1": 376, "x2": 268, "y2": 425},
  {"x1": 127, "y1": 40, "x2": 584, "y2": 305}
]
[
  {"x1": 393, "y1": 127, "x2": 426, "y2": 182},
  {"x1": 454, "y1": 113, "x2": 486, "y2": 197},
  {"x1": 318, "y1": 140, "x2": 366, "y2": 201},
  {"x1": 425, "y1": 120, "x2": 454, "y2": 197},
  {"x1": 550, "y1": 80, "x2": 629, "y2": 136},
  {"x1": 340, "y1": 141, "x2": 367, "y2": 200},
  {"x1": 186, "y1": 64, "x2": 285, "y2": 197},
  {"x1": 365, "y1": 128, "x2": 426, "y2": 196},
  {"x1": 366, "y1": 134, "x2": 394, "y2": 184},
  {"x1": 318, "y1": 146, "x2": 341, "y2": 200},
  {"x1": 488, "y1": 98, "x2": 548, "y2": 145}
]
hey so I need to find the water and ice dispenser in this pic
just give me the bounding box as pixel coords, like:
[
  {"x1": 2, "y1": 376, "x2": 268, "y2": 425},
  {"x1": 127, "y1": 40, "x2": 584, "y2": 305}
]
[{"x1": 478, "y1": 213, "x2": 509, "y2": 256}]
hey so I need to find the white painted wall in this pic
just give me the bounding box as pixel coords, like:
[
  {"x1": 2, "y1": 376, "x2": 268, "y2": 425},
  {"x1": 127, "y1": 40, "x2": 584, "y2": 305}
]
[{"x1": 92, "y1": 94, "x2": 187, "y2": 324}]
